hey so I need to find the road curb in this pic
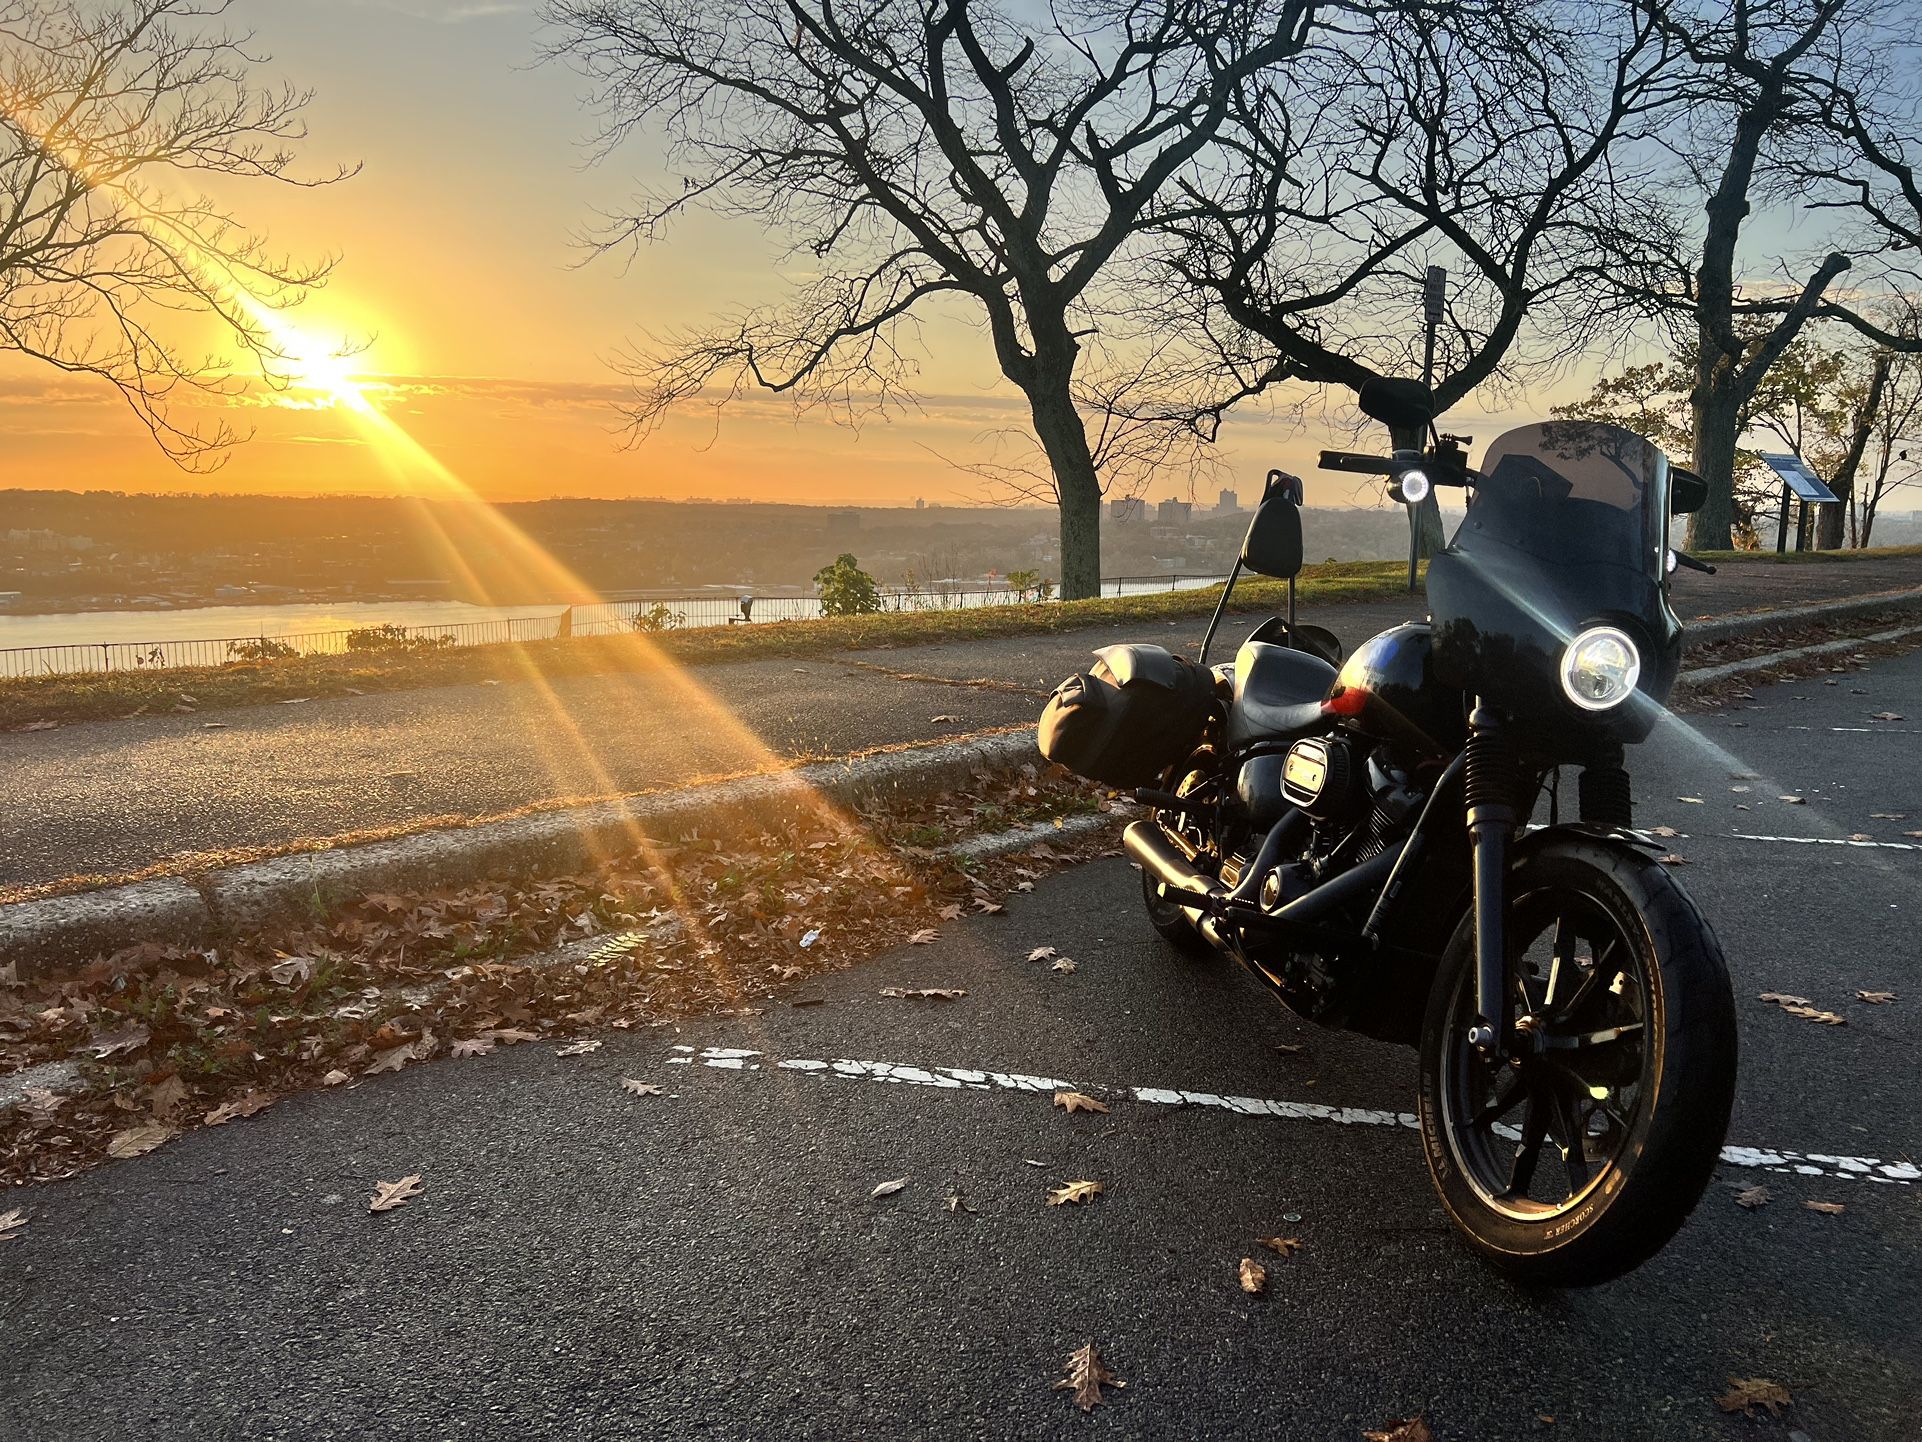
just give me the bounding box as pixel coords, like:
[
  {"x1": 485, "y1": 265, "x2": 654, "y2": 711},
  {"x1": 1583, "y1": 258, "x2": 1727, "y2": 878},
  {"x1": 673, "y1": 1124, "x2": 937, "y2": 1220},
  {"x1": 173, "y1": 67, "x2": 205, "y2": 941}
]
[
  {"x1": 2, "y1": 730, "x2": 1039, "y2": 983},
  {"x1": 1683, "y1": 586, "x2": 1922, "y2": 645},
  {"x1": 4, "y1": 589, "x2": 1918, "y2": 984}
]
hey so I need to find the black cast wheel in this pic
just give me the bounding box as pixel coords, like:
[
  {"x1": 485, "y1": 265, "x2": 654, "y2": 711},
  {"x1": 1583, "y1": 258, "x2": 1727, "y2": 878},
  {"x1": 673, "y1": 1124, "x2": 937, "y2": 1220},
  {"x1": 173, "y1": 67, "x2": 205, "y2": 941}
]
[{"x1": 1416, "y1": 837, "x2": 1737, "y2": 1286}]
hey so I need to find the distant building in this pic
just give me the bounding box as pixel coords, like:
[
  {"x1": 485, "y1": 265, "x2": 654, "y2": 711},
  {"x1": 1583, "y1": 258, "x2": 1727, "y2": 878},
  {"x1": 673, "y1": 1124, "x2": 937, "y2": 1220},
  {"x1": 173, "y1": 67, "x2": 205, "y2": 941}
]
[
  {"x1": 1217, "y1": 489, "x2": 1240, "y2": 514},
  {"x1": 1110, "y1": 497, "x2": 1147, "y2": 523},
  {"x1": 1158, "y1": 499, "x2": 1192, "y2": 524},
  {"x1": 914, "y1": 497, "x2": 927, "y2": 510}
]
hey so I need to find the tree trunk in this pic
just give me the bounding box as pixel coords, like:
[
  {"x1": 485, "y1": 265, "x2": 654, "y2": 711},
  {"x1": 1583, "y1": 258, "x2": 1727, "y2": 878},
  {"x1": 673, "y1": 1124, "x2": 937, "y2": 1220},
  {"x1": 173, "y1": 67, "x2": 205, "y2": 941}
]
[
  {"x1": 1027, "y1": 377, "x2": 1103, "y2": 600},
  {"x1": 1817, "y1": 351, "x2": 1891, "y2": 551},
  {"x1": 1688, "y1": 383, "x2": 1742, "y2": 551}
]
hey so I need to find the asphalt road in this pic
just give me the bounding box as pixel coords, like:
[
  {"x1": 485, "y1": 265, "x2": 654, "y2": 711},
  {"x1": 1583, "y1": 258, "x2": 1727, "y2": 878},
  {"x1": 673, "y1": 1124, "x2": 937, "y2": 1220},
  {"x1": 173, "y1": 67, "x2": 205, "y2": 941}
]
[
  {"x1": 4, "y1": 653, "x2": 1918, "y2": 1440},
  {"x1": 6, "y1": 555, "x2": 1921, "y2": 898}
]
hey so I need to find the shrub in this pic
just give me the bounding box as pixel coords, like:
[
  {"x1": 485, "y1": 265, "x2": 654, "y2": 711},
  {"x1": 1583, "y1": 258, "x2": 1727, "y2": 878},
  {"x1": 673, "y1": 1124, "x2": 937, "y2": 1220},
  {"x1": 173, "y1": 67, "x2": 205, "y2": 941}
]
[
  {"x1": 227, "y1": 636, "x2": 299, "y2": 662},
  {"x1": 630, "y1": 602, "x2": 686, "y2": 633},
  {"x1": 814, "y1": 553, "x2": 883, "y2": 617},
  {"x1": 344, "y1": 623, "x2": 454, "y2": 654},
  {"x1": 1006, "y1": 569, "x2": 1055, "y2": 603}
]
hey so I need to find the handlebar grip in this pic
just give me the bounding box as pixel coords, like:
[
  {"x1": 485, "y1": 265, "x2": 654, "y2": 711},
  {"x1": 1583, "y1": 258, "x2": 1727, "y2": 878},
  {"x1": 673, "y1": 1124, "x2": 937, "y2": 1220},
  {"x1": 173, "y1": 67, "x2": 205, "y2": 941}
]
[{"x1": 1317, "y1": 449, "x2": 1398, "y2": 474}]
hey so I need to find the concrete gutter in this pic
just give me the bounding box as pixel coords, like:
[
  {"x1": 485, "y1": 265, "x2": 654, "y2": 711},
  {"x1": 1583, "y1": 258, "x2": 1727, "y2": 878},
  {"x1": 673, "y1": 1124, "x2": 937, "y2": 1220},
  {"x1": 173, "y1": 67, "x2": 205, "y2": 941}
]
[
  {"x1": 1, "y1": 730, "x2": 1038, "y2": 983},
  {"x1": 3, "y1": 587, "x2": 1918, "y2": 985}
]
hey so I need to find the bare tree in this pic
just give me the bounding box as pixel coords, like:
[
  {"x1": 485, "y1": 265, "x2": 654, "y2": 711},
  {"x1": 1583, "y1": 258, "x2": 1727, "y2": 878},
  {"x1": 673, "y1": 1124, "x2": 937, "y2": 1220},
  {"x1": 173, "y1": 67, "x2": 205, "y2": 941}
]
[
  {"x1": 542, "y1": 0, "x2": 1320, "y2": 599},
  {"x1": 1617, "y1": 0, "x2": 1922, "y2": 549},
  {"x1": 1148, "y1": 0, "x2": 1679, "y2": 554},
  {"x1": 0, "y1": 0, "x2": 351, "y2": 469}
]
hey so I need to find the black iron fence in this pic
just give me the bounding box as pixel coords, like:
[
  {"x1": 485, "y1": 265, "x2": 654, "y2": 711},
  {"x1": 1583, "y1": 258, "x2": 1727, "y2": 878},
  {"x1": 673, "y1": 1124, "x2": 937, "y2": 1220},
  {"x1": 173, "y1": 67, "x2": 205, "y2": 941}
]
[{"x1": 0, "y1": 574, "x2": 1227, "y2": 679}]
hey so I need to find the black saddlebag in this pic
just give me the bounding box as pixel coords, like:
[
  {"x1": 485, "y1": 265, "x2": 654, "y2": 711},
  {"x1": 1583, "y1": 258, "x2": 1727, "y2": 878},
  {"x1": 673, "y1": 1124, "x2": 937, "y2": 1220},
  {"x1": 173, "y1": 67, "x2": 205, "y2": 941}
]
[{"x1": 1037, "y1": 644, "x2": 1217, "y2": 787}]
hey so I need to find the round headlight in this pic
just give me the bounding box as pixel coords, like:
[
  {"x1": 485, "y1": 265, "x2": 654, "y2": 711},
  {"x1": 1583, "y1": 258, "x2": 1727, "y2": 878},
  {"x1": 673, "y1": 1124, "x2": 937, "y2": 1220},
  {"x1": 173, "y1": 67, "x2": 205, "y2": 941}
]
[
  {"x1": 1396, "y1": 469, "x2": 1432, "y2": 504},
  {"x1": 1560, "y1": 625, "x2": 1641, "y2": 711}
]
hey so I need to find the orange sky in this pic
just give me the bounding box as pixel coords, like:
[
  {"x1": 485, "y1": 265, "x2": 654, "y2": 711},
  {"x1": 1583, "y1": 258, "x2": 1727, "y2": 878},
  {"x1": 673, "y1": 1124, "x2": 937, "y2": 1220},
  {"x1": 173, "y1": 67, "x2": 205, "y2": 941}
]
[{"x1": 0, "y1": 0, "x2": 1575, "y2": 511}]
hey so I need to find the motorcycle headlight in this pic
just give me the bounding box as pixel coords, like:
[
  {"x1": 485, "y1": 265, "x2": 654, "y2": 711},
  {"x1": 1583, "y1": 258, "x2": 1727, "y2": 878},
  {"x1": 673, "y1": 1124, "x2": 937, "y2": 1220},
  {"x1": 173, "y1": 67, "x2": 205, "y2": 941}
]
[{"x1": 1560, "y1": 626, "x2": 1641, "y2": 711}]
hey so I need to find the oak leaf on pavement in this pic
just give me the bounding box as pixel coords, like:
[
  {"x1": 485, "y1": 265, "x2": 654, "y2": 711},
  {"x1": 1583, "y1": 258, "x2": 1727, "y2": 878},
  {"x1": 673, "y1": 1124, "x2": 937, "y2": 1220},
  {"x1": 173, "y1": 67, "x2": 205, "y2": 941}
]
[
  {"x1": 1804, "y1": 1200, "x2": 1845, "y2": 1215},
  {"x1": 1053, "y1": 1340, "x2": 1125, "y2": 1412},
  {"x1": 106, "y1": 1123, "x2": 174, "y2": 1159},
  {"x1": 1734, "y1": 1185, "x2": 1770, "y2": 1209},
  {"x1": 1857, "y1": 990, "x2": 1896, "y2": 1004},
  {"x1": 1048, "y1": 1180, "x2": 1103, "y2": 1206},
  {"x1": 1363, "y1": 1416, "x2": 1435, "y2": 1442},
  {"x1": 368, "y1": 1174, "x2": 425, "y2": 1212},
  {"x1": 1258, "y1": 1236, "x2": 1303, "y2": 1256},
  {"x1": 1715, "y1": 1377, "x2": 1791, "y2": 1418},
  {"x1": 621, "y1": 1079, "x2": 665, "y2": 1096},
  {"x1": 0, "y1": 1208, "x2": 26, "y2": 1241},
  {"x1": 1238, "y1": 1257, "x2": 1268, "y2": 1294},
  {"x1": 1052, "y1": 1091, "x2": 1110, "y2": 1115}
]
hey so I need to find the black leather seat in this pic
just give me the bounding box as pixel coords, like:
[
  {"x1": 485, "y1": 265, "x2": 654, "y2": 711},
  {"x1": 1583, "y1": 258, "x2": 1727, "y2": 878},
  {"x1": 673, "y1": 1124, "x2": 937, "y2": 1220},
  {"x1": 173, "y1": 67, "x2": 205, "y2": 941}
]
[{"x1": 1226, "y1": 639, "x2": 1337, "y2": 748}]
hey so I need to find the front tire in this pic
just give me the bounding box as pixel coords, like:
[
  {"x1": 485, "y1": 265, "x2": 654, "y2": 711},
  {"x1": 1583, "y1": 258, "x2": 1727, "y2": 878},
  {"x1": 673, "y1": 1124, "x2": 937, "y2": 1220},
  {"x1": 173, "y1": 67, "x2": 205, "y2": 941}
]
[{"x1": 1416, "y1": 837, "x2": 1737, "y2": 1286}]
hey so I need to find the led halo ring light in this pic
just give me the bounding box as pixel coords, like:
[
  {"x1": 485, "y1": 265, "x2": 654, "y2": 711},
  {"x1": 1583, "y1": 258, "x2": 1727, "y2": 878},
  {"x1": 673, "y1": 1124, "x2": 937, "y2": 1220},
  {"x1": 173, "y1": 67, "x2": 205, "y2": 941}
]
[
  {"x1": 1559, "y1": 624, "x2": 1641, "y2": 711},
  {"x1": 1394, "y1": 468, "x2": 1432, "y2": 505}
]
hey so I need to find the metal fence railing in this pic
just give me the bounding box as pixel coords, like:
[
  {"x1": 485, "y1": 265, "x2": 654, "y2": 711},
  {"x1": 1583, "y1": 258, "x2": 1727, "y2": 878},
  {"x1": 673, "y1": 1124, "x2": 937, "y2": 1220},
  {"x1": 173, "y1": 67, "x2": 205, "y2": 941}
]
[{"x1": 0, "y1": 574, "x2": 1229, "y2": 679}]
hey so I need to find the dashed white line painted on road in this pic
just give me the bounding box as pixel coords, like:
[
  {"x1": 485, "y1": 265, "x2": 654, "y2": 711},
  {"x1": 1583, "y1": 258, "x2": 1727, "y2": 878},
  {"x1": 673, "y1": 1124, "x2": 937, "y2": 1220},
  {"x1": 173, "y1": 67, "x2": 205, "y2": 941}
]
[
  {"x1": 1730, "y1": 832, "x2": 1920, "y2": 853},
  {"x1": 661, "y1": 1045, "x2": 1920, "y2": 1186}
]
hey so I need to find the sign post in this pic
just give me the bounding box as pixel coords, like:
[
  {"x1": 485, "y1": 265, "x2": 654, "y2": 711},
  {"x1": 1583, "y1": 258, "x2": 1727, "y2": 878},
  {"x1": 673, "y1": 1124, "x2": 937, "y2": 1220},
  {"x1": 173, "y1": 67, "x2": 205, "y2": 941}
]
[
  {"x1": 1758, "y1": 454, "x2": 1841, "y2": 555},
  {"x1": 1409, "y1": 265, "x2": 1447, "y2": 592}
]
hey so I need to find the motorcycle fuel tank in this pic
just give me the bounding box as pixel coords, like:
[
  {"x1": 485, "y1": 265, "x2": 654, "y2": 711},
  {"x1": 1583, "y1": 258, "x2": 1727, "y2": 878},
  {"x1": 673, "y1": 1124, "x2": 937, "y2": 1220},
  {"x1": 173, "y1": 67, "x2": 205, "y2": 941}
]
[{"x1": 1321, "y1": 622, "x2": 1465, "y2": 758}]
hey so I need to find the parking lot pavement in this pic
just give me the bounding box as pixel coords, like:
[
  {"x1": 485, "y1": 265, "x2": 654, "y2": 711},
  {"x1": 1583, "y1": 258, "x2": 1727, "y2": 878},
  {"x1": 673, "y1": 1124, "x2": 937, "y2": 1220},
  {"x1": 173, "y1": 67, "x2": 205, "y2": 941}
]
[{"x1": 4, "y1": 657, "x2": 1918, "y2": 1441}]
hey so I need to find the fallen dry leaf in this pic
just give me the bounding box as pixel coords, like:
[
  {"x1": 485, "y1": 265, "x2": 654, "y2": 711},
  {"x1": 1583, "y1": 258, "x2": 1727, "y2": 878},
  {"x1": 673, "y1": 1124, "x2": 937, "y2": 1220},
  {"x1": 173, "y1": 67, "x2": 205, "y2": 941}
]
[
  {"x1": 1759, "y1": 992, "x2": 1812, "y2": 1007},
  {"x1": 1734, "y1": 1185, "x2": 1770, "y2": 1210},
  {"x1": 1647, "y1": 825, "x2": 1681, "y2": 838},
  {"x1": 1659, "y1": 852, "x2": 1690, "y2": 866},
  {"x1": 482, "y1": 1028, "x2": 541, "y2": 1045},
  {"x1": 1238, "y1": 1257, "x2": 1268, "y2": 1295},
  {"x1": 1803, "y1": 1200, "x2": 1845, "y2": 1215},
  {"x1": 368, "y1": 1174, "x2": 425, "y2": 1213},
  {"x1": 937, "y1": 904, "x2": 963, "y2": 921},
  {"x1": 1257, "y1": 1236, "x2": 1303, "y2": 1257},
  {"x1": 1051, "y1": 957, "x2": 1078, "y2": 973},
  {"x1": 87, "y1": 1023, "x2": 152, "y2": 1058},
  {"x1": 1363, "y1": 1416, "x2": 1436, "y2": 1442},
  {"x1": 1716, "y1": 1377, "x2": 1791, "y2": 1419},
  {"x1": 1869, "y1": 812, "x2": 1908, "y2": 820},
  {"x1": 555, "y1": 1039, "x2": 603, "y2": 1056},
  {"x1": 1053, "y1": 1340, "x2": 1125, "y2": 1412},
  {"x1": 1273, "y1": 1043, "x2": 1305, "y2": 1055},
  {"x1": 1848, "y1": 833, "x2": 1874, "y2": 842},
  {"x1": 621, "y1": 1079, "x2": 665, "y2": 1097},
  {"x1": 105, "y1": 1123, "x2": 175, "y2": 1159},
  {"x1": 944, "y1": 1191, "x2": 976, "y2": 1215},
  {"x1": 1677, "y1": 796, "x2": 1704, "y2": 804},
  {"x1": 1868, "y1": 711, "x2": 1904, "y2": 722},
  {"x1": 204, "y1": 1091, "x2": 274, "y2": 1126},
  {"x1": 869, "y1": 1176, "x2": 911, "y2": 1199},
  {"x1": 1907, "y1": 831, "x2": 1922, "y2": 840},
  {"x1": 1052, "y1": 1091, "x2": 1110, "y2": 1115},
  {"x1": 1777, "y1": 795, "x2": 1807, "y2": 805},
  {"x1": 907, "y1": 928, "x2": 940, "y2": 946},
  {"x1": 1026, "y1": 946, "x2": 1059, "y2": 962},
  {"x1": 321, "y1": 1069, "x2": 352, "y2": 1086},
  {"x1": 450, "y1": 1038, "x2": 495, "y2": 1058},
  {"x1": 1048, "y1": 1179, "x2": 1104, "y2": 1206},
  {"x1": 146, "y1": 1074, "x2": 189, "y2": 1121},
  {"x1": 878, "y1": 986, "x2": 966, "y2": 1000},
  {"x1": 1857, "y1": 990, "x2": 1896, "y2": 1004},
  {"x1": 1781, "y1": 1004, "x2": 1846, "y2": 1025},
  {"x1": 0, "y1": 1208, "x2": 26, "y2": 1241}
]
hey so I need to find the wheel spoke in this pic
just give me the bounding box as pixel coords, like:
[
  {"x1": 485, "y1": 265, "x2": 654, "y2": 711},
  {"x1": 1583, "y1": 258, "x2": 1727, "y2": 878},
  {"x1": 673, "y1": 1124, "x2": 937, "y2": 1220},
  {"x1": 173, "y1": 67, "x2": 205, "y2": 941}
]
[
  {"x1": 1472, "y1": 1070, "x2": 1526, "y2": 1128},
  {"x1": 1543, "y1": 916, "x2": 1575, "y2": 1010},
  {"x1": 1554, "y1": 1090, "x2": 1593, "y2": 1195},
  {"x1": 1502, "y1": 1094, "x2": 1549, "y2": 1198},
  {"x1": 1541, "y1": 1021, "x2": 1645, "y2": 1052}
]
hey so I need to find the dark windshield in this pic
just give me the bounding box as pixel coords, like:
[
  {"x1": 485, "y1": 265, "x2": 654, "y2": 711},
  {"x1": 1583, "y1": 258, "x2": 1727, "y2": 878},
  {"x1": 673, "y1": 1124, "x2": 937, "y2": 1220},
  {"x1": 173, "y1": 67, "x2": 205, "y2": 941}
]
[{"x1": 1467, "y1": 421, "x2": 1669, "y2": 575}]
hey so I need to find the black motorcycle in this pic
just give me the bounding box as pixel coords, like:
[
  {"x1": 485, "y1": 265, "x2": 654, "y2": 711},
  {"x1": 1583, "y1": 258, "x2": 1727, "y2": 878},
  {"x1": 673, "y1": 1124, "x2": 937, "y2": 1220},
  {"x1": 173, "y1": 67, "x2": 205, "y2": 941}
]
[{"x1": 1038, "y1": 380, "x2": 1738, "y2": 1286}]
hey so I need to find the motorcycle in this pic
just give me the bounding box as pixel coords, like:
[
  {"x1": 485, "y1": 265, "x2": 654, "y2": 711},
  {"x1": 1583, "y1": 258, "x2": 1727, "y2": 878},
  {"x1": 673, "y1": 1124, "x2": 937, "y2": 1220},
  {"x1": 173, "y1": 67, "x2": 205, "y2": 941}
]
[{"x1": 1037, "y1": 379, "x2": 1739, "y2": 1286}]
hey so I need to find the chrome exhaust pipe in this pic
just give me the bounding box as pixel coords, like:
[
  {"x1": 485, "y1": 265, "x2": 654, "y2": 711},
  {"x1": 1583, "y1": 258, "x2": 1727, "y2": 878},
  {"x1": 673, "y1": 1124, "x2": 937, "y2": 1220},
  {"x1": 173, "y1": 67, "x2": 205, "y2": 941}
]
[{"x1": 1123, "y1": 821, "x2": 1224, "y2": 928}]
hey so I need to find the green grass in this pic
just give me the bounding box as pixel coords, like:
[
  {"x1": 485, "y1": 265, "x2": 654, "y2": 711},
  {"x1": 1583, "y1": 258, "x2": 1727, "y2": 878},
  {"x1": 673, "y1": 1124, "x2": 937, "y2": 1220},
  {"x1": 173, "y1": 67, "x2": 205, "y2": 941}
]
[
  {"x1": 1693, "y1": 543, "x2": 1922, "y2": 564},
  {"x1": 0, "y1": 559, "x2": 1416, "y2": 729}
]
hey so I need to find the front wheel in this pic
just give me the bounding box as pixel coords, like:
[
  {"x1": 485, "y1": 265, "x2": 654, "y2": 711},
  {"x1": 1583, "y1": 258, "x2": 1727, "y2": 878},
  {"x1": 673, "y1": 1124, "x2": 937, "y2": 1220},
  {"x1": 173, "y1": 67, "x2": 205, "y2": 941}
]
[{"x1": 1416, "y1": 838, "x2": 1737, "y2": 1286}]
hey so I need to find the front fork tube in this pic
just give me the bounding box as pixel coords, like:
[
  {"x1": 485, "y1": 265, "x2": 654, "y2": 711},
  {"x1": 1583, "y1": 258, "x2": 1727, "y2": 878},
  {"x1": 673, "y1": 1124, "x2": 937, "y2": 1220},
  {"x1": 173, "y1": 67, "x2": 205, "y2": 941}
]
[{"x1": 1464, "y1": 702, "x2": 1516, "y2": 1058}]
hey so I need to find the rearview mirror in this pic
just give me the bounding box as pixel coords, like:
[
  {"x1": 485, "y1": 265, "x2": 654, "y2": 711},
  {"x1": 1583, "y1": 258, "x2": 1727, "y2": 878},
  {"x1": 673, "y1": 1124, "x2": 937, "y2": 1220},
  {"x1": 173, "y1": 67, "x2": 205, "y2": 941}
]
[
  {"x1": 1240, "y1": 492, "x2": 1303, "y2": 579},
  {"x1": 1670, "y1": 467, "x2": 1708, "y2": 515}
]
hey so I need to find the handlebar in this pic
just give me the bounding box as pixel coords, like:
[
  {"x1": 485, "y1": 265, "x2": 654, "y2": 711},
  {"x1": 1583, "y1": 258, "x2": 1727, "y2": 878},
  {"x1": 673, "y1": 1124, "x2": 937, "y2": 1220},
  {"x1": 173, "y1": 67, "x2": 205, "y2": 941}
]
[
  {"x1": 1318, "y1": 449, "x2": 1400, "y2": 475},
  {"x1": 1672, "y1": 549, "x2": 1718, "y2": 575}
]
